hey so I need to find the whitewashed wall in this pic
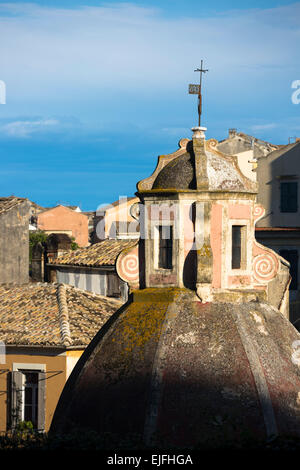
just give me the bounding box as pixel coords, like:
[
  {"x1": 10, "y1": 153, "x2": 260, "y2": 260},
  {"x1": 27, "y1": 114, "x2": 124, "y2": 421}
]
[{"x1": 56, "y1": 267, "x2": 128, "y2": 301}]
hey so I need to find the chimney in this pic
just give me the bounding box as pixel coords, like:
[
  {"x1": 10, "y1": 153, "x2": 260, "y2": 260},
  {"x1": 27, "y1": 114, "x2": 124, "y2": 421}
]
[
  {"x1": 45, "y1": 233, "x2": 72, "y2": 262},
  {"x1": 229, "y1": 128, "x2": 237, "y2": 138}
]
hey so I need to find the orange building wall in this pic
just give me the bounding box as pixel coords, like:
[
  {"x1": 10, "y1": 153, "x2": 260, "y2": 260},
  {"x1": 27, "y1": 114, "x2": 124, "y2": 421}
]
[
  {"x1": 0, "y1": 348, "x2": 83, "y2": 432},
  {"x1": 37, "y1": 206, "x2": 89, "y2": 247}
]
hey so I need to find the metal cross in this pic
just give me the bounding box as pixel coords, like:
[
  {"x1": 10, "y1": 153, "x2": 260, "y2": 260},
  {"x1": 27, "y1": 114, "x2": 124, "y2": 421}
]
[{"x1": 189, "y1": 60, "x2": 208, "y2": 127}]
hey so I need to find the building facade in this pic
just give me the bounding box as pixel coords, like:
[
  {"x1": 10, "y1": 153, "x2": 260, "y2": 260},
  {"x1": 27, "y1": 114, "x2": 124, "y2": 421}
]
[
  {"x1": 0, "y1": 196, "x2": 30, "y2": 285},
  {"x1": 0, "y1": 283, "x2": 121, "y2": 432},
  {"x1": 91, "y1": 196, "x2": 139, "y2": 243},
  {"x1": 256, "y1": 141, "x2": 300, "y2": 324},
  {"x1": 37, "y1": 205, "x2": 89, "y2": 247}
]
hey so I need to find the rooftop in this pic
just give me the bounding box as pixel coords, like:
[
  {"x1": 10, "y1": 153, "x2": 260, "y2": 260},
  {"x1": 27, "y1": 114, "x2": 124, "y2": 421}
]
[
  {"x1": 0, "y1": 283, "x2": 121, "y2": 347},
  {"x1": 48, "y1": 239, "x2": 138, "y2": 267},
  {"x1": 0, "y1": 196, "x2": 28, "y2": 215}
]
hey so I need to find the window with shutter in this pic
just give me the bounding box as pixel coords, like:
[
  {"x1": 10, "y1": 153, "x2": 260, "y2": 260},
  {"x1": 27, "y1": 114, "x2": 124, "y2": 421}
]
[
  {"x1": 10, "y1": 368, "x2": 46, "y2": 432},
  {"x1": 107, "y1": 272, "x2": 121, "y2": 297},
  {"x1": 10, "y1": 371, "x2": 23, "y2": 429},
  {"x1": 37, "y1": 372, "x2": 46, "y2": 432},
  {"x1": 280, "y1": 182, "x2": 298, "y2": 212}
]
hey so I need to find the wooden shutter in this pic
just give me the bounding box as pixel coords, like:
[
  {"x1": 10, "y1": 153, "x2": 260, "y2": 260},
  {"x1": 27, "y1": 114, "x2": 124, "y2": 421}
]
[
  {"x1": 37, "y1": 372, "x2": 46, "y2": 432},
  {"x1": 10, "y1": 371, "x2": 23, "y2": 428},
  {"x1": 107, "y1": 273, "x2": 121, "y2": 297}
]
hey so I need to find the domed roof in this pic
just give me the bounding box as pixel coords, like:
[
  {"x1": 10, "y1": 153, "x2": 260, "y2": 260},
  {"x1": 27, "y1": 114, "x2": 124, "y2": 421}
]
[
  {"x1": 152, "y1": 145, "x2": 246, "y2": 191},
  {"x1": 51, "y1": 288, "x2": 300, "y2": 448},
  {"x1": 137, "y1": 133, "x2": 257, "y2": 194},
  {"x1": 152, "y1": 150, "x2": 196, "y2": 190}
]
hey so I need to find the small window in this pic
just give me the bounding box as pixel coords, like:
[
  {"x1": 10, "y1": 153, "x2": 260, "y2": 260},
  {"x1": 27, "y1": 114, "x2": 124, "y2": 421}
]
[
  {"x1": 279, "y1": 249, "x2": 298, "y2": 290},
  {"x1": 158, "y1": 225, "x2": 173, "y2": 269},
  {"x1": 23, "y1": 372, "x2": 39, "y2": 427},
  {"x1": 280, "y1": 182, "x2": 298, "y2": 213},
  {"x1": 11, "y1": 370, "x2": 45, "y2": 431},
  {"x1": 232, "y1": 225, "x2": 246, "y2": 269}
]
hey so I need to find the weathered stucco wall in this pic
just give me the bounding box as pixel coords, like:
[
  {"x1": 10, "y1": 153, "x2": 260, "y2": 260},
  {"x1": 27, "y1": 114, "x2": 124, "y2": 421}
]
[
  {"x1": 37, "y1": 206, "x2": 89, "y2": 247},
  {"x1": 0, "y1": 201, "x2": 30, "y2": 285}
]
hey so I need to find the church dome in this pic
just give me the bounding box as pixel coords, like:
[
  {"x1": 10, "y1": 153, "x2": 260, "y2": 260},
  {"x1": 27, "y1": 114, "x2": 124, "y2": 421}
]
[
  {"x1": 51, "y1": 288, "x2": 300, "y2": 447},
  {"x1": 152, "y1": 143, "x2": 247, "y2": 192},
  {"x1": 50, "y1": 125, "x2": 296, "y2": 449},
  {"x1": 138, "y1": 132, "x2": 257, "y2": 194},
  {"x1": 152, "y1": 149, "x2": 196, "y2": 190}
]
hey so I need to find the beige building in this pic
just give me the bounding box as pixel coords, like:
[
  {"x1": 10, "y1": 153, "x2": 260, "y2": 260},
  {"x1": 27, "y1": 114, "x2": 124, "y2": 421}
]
[
  {"x1": 0, "y1": 283, "x2": 121, "y2": 432},
  {"x1": 255, "y1": 140, "x2": 300, "y2": 324},
  {"x1": 216, "y1": 129, "x2": 278, "y2": 182},
  {"x1": 91, "y1": 196, "x2": 139, "y2": 243}
]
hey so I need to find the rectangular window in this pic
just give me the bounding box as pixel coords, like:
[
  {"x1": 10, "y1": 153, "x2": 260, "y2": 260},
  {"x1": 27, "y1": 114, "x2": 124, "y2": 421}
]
[
  {"x1": 23, "y1": 372, "x2": 39, "y2": 428},
  {"x1": 11, "y1": 369, "x2": 45, "y2": 431},
  {"x1": 279, "y1": 249, "x2": 298, "y2": 290},
  {"x1": 232, "y1": 225, "x2": 246, "y2": 269},
  {"x1": 158, "y1": 225, "x2": 173, "y2": 269},
  {"x1": 280, "y1": 182, "x2": 298, "y2": 213}
]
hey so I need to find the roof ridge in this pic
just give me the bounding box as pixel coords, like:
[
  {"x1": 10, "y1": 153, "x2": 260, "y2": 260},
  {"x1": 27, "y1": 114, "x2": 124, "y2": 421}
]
[{"x1": 57, "y1": 283, "x2": 72, "y2": 346}]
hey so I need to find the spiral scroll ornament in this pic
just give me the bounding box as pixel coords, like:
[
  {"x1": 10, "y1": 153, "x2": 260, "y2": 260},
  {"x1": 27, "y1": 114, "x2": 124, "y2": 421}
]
[
  {"x1": 253, "y1": 205, "x2": 265, "y2": 222},
  {"x1": 253, "y1": 253, "x2": 278, "y2": 282},
  {"x1": 207, "y1": 138, "x2": 218, "y2": 150},
  {"x1": 117, "y1": 247, "x2": 139, "y2": 286}
]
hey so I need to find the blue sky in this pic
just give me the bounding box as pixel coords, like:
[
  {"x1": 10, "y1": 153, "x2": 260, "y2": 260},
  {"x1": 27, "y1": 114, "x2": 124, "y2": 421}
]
[{"x1": 0, "y1": 1, "x2": 300, "y2": 210}]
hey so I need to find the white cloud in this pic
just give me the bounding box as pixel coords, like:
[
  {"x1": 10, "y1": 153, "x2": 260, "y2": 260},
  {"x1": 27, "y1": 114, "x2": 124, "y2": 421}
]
[
  {"x1": 0, "y1": 118, "x2": 59, "y2": 137},
  {"x1": 0, "y1": 2, "x2": 299, "y2": 101},
  {"x1": 251, "y1": 123, "x2": 278, "y2": 131}
]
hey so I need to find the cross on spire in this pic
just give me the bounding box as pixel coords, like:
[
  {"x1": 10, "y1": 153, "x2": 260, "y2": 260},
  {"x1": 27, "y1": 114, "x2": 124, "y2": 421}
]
[{"x1": 189, "y1": 60, "x2": 209, "y2": 127}]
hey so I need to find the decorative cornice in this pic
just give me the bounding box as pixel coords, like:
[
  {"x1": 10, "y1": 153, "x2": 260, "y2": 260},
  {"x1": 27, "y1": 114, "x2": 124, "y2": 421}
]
[{"x1": 137, "y1": 138, "x2": 189, "y2": 191}]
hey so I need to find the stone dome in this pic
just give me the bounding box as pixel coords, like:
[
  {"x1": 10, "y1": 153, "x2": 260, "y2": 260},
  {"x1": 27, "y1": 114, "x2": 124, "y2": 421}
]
[
  {"x1": 152, "y1": 150, "x2": 196, "y2": 190},
  {"x1": 152, "y1": 142, "x2": 248, "y2": 192},
  {"x1": 51, "y1": 288, "x2": 300, "y2": 448}
]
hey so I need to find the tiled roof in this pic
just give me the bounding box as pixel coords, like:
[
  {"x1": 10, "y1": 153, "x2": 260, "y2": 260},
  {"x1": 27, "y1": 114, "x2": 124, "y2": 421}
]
[
  {"x1": 0, "y1": 283, "x2": 121, "y2": 347},
  {"x1": 0, "y1": 196, "x2": 28, "y2": 215},
  {"x1": 49, "y1": 239, "x2": 138, "y2": 267}
]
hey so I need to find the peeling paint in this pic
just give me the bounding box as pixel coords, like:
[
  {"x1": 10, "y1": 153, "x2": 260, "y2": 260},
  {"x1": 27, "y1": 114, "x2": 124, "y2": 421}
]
[
  {"x1": 175, "y1": 331, "x2": 197, "y2": 345},
  {"x1": 250, "y1": 311, "x2": 268, "y2": 335}
]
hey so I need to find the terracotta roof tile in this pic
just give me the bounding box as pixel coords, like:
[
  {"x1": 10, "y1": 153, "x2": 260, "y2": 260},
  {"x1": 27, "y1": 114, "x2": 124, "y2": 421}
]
[
  {"x1": 0, "y1": 196, "x2": 28, "y2": 215},
  {"x1": 0, "y1": 283, "x2": 121, "y2": 347},
  {"x1": 49, "y1": 239, "x2": 138, "y2": 267}
]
